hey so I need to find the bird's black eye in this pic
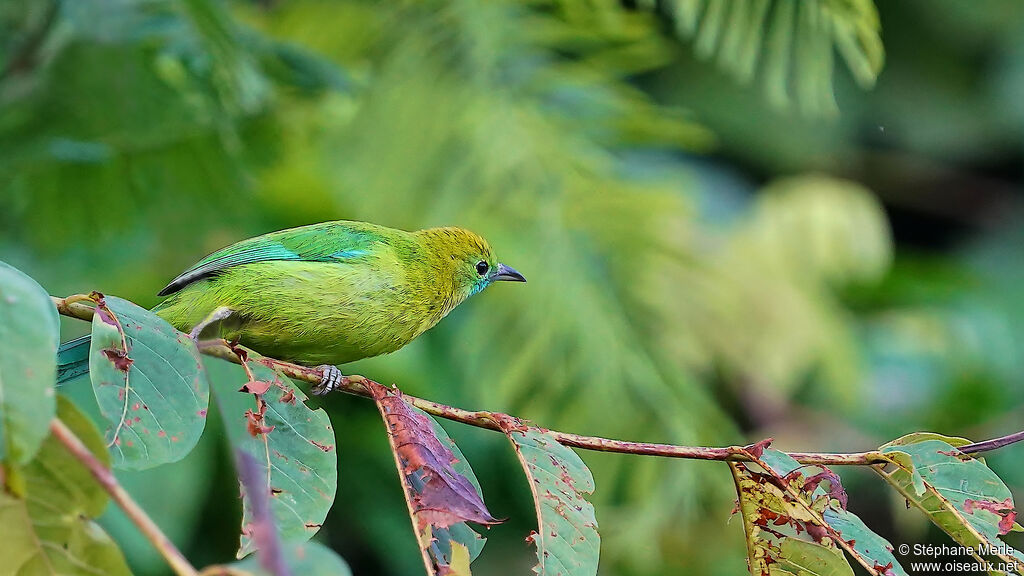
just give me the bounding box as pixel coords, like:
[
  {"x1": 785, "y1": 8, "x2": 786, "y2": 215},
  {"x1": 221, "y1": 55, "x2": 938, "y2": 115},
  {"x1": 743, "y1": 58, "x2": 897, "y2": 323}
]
[{"x1": 475, "y1": 260, "x2": 489, "y2": 276}]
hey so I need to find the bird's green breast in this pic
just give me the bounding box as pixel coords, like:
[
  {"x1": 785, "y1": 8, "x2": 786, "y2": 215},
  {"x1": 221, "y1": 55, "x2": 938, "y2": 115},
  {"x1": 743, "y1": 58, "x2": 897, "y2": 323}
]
[{"x1": 154, "y1": 242, "x2": 460, "y2": 365}]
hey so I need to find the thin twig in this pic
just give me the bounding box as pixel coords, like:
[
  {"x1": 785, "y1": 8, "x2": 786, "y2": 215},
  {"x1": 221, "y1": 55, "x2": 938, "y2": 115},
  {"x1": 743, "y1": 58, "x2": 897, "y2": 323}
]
[
  {"x1": 49, "y1": 418, "x2": 199, "y2": 576},
  {"x1": 53, "y1": 295, "x2": 1024, "y2": 467},
  {"x1": 960, "y1": 430, "x2": 1024, "y2": 455}
]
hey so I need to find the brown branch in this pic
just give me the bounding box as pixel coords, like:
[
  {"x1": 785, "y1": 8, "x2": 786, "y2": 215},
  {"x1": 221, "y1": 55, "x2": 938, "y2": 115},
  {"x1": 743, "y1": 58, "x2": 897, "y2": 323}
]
[
  {"x1": 959, "y1": 430, "x2": 1024, "y2": 455},
  {"x1": 53, "y1": 295, "x2": 1024, "y2": 467},
  {"x1": 49, "y1": 418, "x2": 199, "y2": 576}
]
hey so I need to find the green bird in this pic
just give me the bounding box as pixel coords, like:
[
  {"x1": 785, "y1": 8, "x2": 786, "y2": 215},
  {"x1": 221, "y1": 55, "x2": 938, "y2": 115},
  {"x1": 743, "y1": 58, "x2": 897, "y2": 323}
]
[{"x1": 57, "y1": 220, "x2": 525, "y2": 393}]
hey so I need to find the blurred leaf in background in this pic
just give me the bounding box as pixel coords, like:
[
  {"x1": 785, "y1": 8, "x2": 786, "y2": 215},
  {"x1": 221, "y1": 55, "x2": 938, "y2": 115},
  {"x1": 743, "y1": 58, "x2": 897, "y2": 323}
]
[{"x1": 1, "y1": 0, "x2": 1023, "y2": 575}]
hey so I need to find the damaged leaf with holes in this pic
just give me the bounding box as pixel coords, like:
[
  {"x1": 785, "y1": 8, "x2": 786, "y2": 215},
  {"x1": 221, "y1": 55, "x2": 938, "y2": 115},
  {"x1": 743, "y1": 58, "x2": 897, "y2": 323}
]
[
  {"x1": 88, "y1": 295, "x2": 209, "y2": 470},
  {"x1": 370, "y1": 382, "x2": 497, "y2": 575},
  {"x1": 500, "y1": 424, "x2": 600, "y2": 576},
  {"x1": 877, "y1": 433, "x2": 1024, "y2": 569},
  {"x1": 730, "y1": 446, "x2": 852, "y2": 576},
  {"x1": 0, "y1": 397, "x2": 131, "y2": 575},
  {"x1": 422, "y1": 408, "x2": 489, "y2": 568},
  {"x1": 734, "y1": 445, "x2": 907, "y2": 576},
  {"x1": 208, "y1": 356, "x2": 337, "y2": 557}
]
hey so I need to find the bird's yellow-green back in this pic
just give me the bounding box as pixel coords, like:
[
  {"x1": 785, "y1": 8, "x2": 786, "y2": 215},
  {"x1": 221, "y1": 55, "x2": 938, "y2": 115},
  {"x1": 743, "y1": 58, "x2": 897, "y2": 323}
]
[{"x1": 152, "y1": 220, "x2": 523, "y2": 366}]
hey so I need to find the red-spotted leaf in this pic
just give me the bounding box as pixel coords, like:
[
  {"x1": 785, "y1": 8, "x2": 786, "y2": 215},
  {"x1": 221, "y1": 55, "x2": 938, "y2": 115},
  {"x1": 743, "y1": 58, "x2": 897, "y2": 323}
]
[
  {"x1": 88, "y1": 294, "x2": 209, "y2": 469},
  {"x1": 0, "y1": 261, "x2": 58, "y2": 466},
  {"x1": 878, "y1": 434, "x2": 1024, "y2": 568},
  {"x1": 208, "y1": 356, "x2": 337, "y2": 558},
  {"x1": 210, "y1": 451, "x2": 351, "y2": 576},
  {"x1": 369, "y1": 382, "x2": 498, "y2": 575},
  {"x1": 496, "y1": 419, "x2": 600, "y2": 576},
  {"x1": 734, "y1": 444, "x2": 907, "y2": 576},
  {"x1": 823, "y1": 507, "x2": 906, "y2": 576},
  {"x1": 729, "y1": 457, "x2": 854, "y2": 576}
]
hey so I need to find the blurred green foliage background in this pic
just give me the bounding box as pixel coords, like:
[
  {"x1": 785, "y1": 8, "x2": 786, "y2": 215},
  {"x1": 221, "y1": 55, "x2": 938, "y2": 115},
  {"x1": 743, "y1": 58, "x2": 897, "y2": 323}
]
[{"x1": 2, "y1": 1, "x2": 1023, "y2": 574}]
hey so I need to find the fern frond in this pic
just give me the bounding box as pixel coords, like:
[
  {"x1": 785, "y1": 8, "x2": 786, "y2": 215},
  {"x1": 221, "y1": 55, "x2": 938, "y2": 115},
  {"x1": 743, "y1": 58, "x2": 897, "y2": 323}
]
[{"x1": 665, "y1": 0, "x2": 884, "y2": 115}]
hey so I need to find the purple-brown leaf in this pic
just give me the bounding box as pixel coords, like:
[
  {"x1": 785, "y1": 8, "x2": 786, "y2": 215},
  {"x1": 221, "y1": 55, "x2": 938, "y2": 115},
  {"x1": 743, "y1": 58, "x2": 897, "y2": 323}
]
[{"x1": 370, "y1": 382, "x2": 499, "y2": 531}]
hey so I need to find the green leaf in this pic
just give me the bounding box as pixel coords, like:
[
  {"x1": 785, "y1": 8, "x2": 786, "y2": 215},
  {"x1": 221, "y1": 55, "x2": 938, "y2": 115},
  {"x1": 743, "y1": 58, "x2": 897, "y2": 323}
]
[
  {"x1": 0, "y1": 396, "x2": 131, "y2": 575},
  {"x1": 880, "y1": 450, "x2": 926, "y2": 496},
  {"x1": 501, "y1": 425, "x2": 600, "y2": 576},
  {"x1": 99, "y1": 420, "x2": 218, "y2": 575},
  {"x1": 208, "y1": 434, "x2": 348, "y2": 576},
  {"x1": 88, "y1": 295, "x2": 210, "y2": 469},
  {"x1": 0, "y1": 260, "x2": 58, "y2": 465},
  {"x1": 774, "y1": 538, "x2": 855, "y2": 576},
  {"x1": 228, "y1": 540, "x2": 353, "y2": 576},
  {"x1": 877, "y1": 436, "x2": 1024, "y2": 568},
  {"x1": 822, "y1": 507, "x2": 907, "y2": 576},
  {"x1": 369, "y1": 382, "x2": 497, "y2": 575},
  {"x1": 208, "y1": 356, "x2": 337, "y2": 557},
  {"x1": 882, "y1": 431, "x2": 973, "y2": 449}
]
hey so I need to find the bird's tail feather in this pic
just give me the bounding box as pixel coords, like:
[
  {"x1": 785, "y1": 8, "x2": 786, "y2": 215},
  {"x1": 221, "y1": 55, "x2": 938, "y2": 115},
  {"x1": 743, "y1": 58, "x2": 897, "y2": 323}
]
[{"x1": 57, "y1": 334, "x2": 91, "y2": 384}]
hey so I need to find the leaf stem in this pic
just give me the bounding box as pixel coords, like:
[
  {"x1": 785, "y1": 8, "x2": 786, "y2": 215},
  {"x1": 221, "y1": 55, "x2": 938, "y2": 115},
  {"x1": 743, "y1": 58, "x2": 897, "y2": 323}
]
[
  {"x1": 49, "y1": 417, "x2": 199, "y2": 576},
  {"x1": 53, "y1": 295, "x2": 1024, "y2": 467}
]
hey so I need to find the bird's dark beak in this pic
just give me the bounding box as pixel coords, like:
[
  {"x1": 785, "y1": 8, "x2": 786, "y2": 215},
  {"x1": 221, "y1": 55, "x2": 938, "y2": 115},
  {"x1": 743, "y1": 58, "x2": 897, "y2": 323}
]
[{"x1": 492, "y1": 263, "x2": 526, "y2": 283}]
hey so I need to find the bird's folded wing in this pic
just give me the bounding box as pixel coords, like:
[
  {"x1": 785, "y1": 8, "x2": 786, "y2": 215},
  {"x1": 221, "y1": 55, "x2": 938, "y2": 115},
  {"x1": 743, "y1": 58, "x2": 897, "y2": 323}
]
[{"x1": 157, "y1": 221, "x2": 380, "y2": 296}]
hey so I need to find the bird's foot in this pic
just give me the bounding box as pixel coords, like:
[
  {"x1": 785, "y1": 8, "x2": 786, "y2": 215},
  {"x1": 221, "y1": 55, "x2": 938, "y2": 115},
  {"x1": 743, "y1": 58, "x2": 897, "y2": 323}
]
[
  {"x1": 188, "y1": 306, "x2": 234, "y2": 340},
  {"x1": 312, "y1": 365, "x2": 344, "y2": 396}
]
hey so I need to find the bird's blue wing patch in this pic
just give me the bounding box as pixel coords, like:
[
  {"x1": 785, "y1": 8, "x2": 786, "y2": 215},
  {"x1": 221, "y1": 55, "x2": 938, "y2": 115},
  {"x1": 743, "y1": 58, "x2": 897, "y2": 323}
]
[
  {"x1": 331, "y1": 249, "x2": 367, "y2": 259},
  {"x1": 157, "y1": 222, "x2": 385, "y2": 296}
]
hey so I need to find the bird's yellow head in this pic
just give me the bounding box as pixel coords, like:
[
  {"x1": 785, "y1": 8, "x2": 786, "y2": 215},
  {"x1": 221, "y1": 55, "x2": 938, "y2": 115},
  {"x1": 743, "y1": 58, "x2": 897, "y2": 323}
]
[{"x1": 418, "y1": 227, "x2": 526, "y2": 302}]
